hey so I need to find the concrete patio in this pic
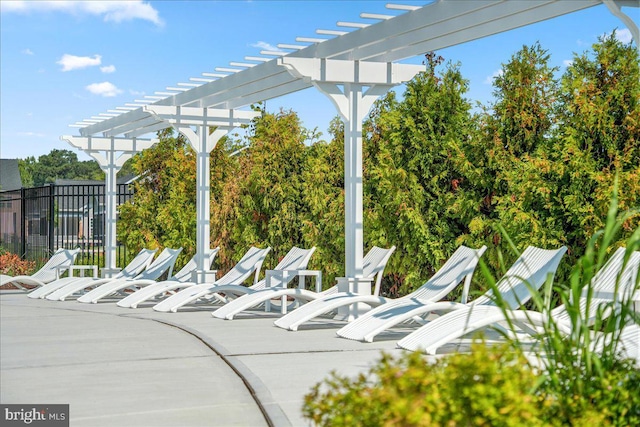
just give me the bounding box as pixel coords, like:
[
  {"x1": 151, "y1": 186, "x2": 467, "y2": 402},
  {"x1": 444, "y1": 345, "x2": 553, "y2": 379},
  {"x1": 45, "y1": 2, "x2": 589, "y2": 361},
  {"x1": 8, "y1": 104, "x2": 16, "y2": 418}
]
[{"x1": 0, "y1": 289, "x2": 419, "y2": 426}]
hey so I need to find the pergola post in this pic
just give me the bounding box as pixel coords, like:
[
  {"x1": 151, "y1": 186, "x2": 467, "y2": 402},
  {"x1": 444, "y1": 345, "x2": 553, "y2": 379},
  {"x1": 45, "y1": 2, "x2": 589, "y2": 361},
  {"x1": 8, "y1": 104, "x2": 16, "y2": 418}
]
[
  {"x1": 103, "y1": 154, "x2": 119, "y2": 276},
  {"x1": 279, "y1": 58, "x2": 423, "y2": 320},
  {"x1": 144, "y1": 106, "x2": 260, "y2": 283},
  {"x1": 61, "y1": 136, "x2": 158, "y2": 277}
]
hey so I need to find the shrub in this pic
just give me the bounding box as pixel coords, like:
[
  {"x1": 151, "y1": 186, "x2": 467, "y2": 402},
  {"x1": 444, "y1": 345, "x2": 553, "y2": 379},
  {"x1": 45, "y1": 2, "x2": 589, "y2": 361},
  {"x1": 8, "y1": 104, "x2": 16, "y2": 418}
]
[
  {"x1": 506, "y1": 182, "x2": 640, "y2": 426},
  {"x1": 0, "y1": 251, "x2": 35, "y2": 277},
  {"x1": 303, "y1": 341, "x2": 547, "y2": 427}
]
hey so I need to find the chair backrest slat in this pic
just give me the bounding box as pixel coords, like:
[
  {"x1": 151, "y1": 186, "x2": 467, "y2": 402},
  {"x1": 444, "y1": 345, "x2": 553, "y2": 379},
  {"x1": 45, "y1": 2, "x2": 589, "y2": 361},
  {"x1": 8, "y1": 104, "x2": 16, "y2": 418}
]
[
  {"x1": 553, "y1": 248, "x2": 640, "y2": 324},
  {"x1": 273, "y1": 246, "x2": 316, "y2": 271},
  {"x1": 362, "y1": 246, "x2": 396, "y2": 296},
  {"x1": 412, "y1": 245, "x2": 487, "y2": 302},
  {"x1": 172, "y1": 248, "x2": 220, "y2": 283},
  {"x1": 32, "y1": 248, "x2": 80, "y2": 283},
  {"x1": 474, "y1": 246, "x2": 567, "y2": 309},
  {"x1": 215, "y1": 247, "x2": 271, "y2": 286},
  {"x1": 117, "y1": 249, "x2": 158, "y2": 279},
  {"x1": 135, "y1": 248, "x2": 183, "y2": 280}
]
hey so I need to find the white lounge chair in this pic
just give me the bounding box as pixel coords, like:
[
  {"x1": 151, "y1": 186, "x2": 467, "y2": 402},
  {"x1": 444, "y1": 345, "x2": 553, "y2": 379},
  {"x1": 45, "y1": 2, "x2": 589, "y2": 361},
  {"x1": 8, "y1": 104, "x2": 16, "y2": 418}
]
[
  {"x1": 213, "y1": 246, "x2": 396, "y2": 321},
  {"x1": 116, "y1": 249, "x2": 220, "y2": 308},
  {"x1": 153, "y1": 246, "x2": 272, "y2": 313},
  {"x1": 338, "y1": 245, "x2": 567, "y2": 343},
  {"x1": 619, "y1": 323, "x2": 640, "y2": 365},
  {"x1": 397, "y1": 247, "x2": 638, "y2": 355},
  {"x1": 1, "y1": 248, "x2": 80, "y2": 290},
  {"x1": 273, "y1": 245, "x2": 487, "y2": 332},
  {"x1": 75, "y1": 247, "x2": 183, "y2": 303},
  {"x1": 117, "y1": 246, "x2": 311, "y2": 309},
  {"x1": 37, "y1": 248, "x2": 157, "y2": 301},
  {"x1": 196, "y1": 246, "x2": 316, "y2": 304}
]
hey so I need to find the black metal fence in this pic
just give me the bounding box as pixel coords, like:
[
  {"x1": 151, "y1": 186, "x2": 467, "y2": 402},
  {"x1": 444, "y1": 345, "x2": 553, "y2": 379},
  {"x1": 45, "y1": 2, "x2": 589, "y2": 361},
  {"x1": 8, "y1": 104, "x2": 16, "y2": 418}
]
[{"x1": 0, "y1": 183, "x2": 134, "y2": 267}]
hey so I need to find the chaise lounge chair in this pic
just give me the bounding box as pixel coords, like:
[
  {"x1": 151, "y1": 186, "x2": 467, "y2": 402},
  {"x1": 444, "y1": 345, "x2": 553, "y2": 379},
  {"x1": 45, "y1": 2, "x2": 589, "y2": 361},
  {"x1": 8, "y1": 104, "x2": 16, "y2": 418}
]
[
  {"x1": 116, "y1": 249, "x2": 220, "y2": 308},
  {"x1": 75, "y1": 247, "x2": 184, "y2": 303},
  {"x1": 194, "y1": 246, "x2": 316, "y2": 304},
  {"x1": 273, "y1": 245, "x2": 487, "y2": 332},
  {"x1": 117, "y1": 246, "x2": 312, "y2": 309},
  {"x1": 36, "y1": 248, "x2": 157, "y2": 301},
  {"x1": 619, "y1": 323, "x2": 640, "y2": 365},
  {"x1": 1, "y1": 248, "x2": 80, "y2": 290},
  {"x1": 397, "y1": 247, "x2": 638, "y2": 355},
  {"x1": 338, "y1": 245, "x2": 567, "y2": 343},
  {"x1": 153, "y1": 246, "x2": 272, "y2": 313},
  {"x1": 213, "y1": 246, "x2": 396, "y2": 321}
]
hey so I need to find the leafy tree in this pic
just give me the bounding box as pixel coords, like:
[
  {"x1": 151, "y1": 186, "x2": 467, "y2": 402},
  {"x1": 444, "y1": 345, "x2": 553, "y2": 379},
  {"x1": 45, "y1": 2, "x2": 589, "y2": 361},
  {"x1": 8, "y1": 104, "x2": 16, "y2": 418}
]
[
  {"x1": 364, "y1": 54, "x2": 475, "y2": 294},
  {"x1": 301, "y1": 117, "x2": 346, "y2": 285},
  {"x1": 16, "y1": 149, "x2": 136, "y2": 188},
  {"x1": 230, "y1": 109, "x2": 308, "y2": 269},
  {"x1": 552, "y1": 33, "x2": 640, "y2": 248},
  {"x1": 453, "y1": 37, "x2": 638, "y2": 292},
  {"x1": 20, "y1": 149, "x2": 104, "y2": 186},
  {"x1": 17, "y1": 157, "x2": 35, "y2": 187},
  {"x1": 118, "y1": 128, "x2": 198, "y2": 264}
]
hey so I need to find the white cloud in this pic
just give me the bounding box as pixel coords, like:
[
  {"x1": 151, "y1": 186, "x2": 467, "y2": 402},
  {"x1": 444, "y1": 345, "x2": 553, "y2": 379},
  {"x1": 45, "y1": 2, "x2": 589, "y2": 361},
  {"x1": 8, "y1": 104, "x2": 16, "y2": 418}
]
[
  {"x1": 22, "y1": 48, "x2": 34, "y2": 55},
  {"x1": 251, "y1": 41, "x2": 282, "y2": 52},
  {"x1": 58, "y1": 54, "x2": 101, "y2": 71},
  {"x1": 100, "y1": 64, "x2": 116, "y2": 73},
  {"x1": 129, "y1": 89, "x2": 145, "y2": 96},
  {"x1": 86, "y1": 81, "x2": 123, "y2": 97},
  {"x1": 483, "y1": 69, "x2": 503, "y2": 85},
  {"x1": 1, "y1": 1, "x2": 163, "y2": 27},
  {"x1": 18, "y1": 131, "x2": 47, "y2": 138},
  {"x1": 563, "y1": 59, "x2": 574, "y2": 68}
]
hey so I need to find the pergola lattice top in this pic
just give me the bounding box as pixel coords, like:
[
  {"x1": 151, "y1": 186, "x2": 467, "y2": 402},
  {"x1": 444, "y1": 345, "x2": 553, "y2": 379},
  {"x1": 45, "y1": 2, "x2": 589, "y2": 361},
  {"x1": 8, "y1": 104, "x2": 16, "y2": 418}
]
[{"x1": 70, "y1": 0, "x2": 637, "y2": 140}]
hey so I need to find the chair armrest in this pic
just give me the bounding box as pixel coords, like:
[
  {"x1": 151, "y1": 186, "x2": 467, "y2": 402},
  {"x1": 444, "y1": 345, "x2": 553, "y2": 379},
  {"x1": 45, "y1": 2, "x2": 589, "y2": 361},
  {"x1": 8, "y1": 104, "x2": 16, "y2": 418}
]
[
  {"x1": 265, "y1": 269, "x2": 323, "y2": 292},
  {"x1": 293, "y1": 269, "x2": 323, "y2": 292},
  {"x1": 55, "y1": 266, "x2": 70, "y2": 280}
]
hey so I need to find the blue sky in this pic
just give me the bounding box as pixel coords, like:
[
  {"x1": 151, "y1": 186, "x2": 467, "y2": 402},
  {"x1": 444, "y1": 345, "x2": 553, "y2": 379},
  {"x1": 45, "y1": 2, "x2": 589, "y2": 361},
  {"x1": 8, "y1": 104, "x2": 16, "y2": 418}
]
[{"x1": 1, "y1": 1, "x2": 637, "y2": 161}]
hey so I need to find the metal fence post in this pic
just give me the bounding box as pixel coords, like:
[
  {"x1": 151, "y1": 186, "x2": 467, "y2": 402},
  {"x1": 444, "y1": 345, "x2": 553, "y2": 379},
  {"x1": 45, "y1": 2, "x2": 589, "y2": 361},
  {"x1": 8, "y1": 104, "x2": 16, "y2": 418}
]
[
  {"x1": 20, "y1": 187, "x2": 26, "y2": 258},
  {"x1": 48, "y1": 183, "x2": 55, "y2": 254}
]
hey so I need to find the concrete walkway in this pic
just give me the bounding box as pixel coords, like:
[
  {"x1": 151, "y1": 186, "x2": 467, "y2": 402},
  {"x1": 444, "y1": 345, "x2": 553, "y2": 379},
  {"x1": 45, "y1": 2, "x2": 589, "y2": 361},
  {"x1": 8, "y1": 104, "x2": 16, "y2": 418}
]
[{"x1": 1, "y1": 290, "x2": 406, "y2": 426}]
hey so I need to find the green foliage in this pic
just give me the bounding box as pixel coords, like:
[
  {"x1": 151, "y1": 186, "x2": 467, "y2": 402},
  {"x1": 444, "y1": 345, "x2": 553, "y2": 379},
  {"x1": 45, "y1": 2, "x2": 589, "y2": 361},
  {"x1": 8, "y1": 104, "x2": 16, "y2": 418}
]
[
  {"x1": 230, "y1": 109, "x2": 308, "y2": 269},
  {"x1": 301, "y1": 117, "x2": 346, "y2": 285},
  {"x1": 551, "y1": 32, "x2": 640, "y2": 249},
  {"x1": 364, "y1": 54, "x2": 475, "y2": 295},
  {"x1": 118, "y1": 128, "x2": 198, "y2": 266},
  {"x1": 304, "y1": 341, "x2": 546, "y2": 427},
  {"x1": 448, "y1": 37, "x2": 639, "y2": 294},
  {"x1": 497, "y1": 182, "x2": 640, "y2": 426},
  {"x1": 19, "y1": 149, "x2": 104, "y2": 186},
  {"x1": 304, "y1": 191, "x2": 639, "y2": 427}
]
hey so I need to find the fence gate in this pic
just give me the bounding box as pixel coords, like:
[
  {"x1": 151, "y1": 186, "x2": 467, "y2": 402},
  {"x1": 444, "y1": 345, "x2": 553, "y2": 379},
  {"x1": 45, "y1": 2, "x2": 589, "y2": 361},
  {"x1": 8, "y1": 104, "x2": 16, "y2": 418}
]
[{"x1": 0, "y1": 183, "x2": 133, "y2": 267}]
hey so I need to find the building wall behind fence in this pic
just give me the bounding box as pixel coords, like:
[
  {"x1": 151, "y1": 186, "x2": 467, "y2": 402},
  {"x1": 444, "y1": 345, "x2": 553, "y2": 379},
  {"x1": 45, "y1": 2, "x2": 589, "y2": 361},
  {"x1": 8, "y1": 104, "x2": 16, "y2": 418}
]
[{"x1": 0, "y1": 183, "x2": 134, "y2": 268}]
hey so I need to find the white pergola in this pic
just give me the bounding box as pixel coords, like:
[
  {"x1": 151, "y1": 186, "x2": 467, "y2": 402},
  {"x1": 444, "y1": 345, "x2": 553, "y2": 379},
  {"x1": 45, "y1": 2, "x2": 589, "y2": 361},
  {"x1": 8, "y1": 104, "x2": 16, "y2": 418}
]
[{"x1": 63, "y1": 1, "x2": 638, "y2": 297}]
